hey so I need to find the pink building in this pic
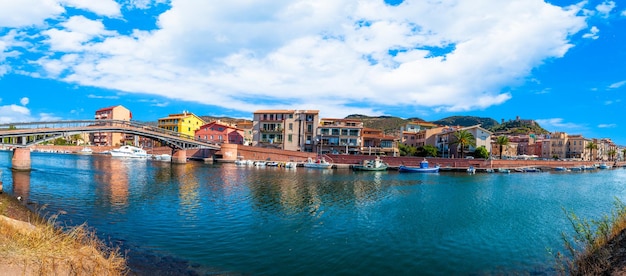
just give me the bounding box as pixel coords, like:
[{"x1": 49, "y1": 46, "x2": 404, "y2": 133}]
[{"x1": 195, "y1": 121, "x2": 244, "y2": 144}]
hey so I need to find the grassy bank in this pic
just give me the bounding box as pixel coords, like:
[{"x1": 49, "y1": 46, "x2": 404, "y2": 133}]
[
  {"x1": 558, "y1": 199, "x2": 626, "y2": 275},
  {"x1": 0, "y1": 190, "x2": 128, "y2": 275}
]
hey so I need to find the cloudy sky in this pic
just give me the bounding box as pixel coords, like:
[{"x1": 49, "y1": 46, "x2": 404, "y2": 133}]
[{"x1": 0, "y1": 0, "x2": 625, "y2": 144}]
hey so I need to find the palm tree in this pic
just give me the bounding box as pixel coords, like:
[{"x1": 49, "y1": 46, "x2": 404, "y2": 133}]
[
  {"x1": 496, "y1": 135, "x2": 510, "y2": 159},
  {"x1": 623, "y1": 149, "x2": 626, "y2": 162},
  {"x1": 585, "y1": 141, "x2": 598, "y2": 161},
  {"x1": 608, "y1": 149, "x2": 617, "y2": 161},
  {"x1": 451, "y1": 130, "x2": 476, "y2": 158}
]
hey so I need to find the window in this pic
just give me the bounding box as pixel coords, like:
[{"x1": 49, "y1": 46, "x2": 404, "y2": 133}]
[
  {"x1": 288, "y1": 134, "x2": 292, "y2": 142},
  {"x1": 289, "y1": 123, "x2": 293, "y2": 130}
]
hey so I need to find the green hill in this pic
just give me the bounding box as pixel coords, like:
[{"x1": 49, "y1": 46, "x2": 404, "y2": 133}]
[
  {"x1": 432, "y1": 116, "x2": 499, "y2": 129},
  {"x1": 345, "y1": 114, "x2": 410, "y2": 135},
  {"x1": 489, "y1": 119, "x2": 549, "y2": 135}
]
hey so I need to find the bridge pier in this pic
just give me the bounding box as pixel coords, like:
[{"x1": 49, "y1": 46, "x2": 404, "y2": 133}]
[
  {"x1": 172, "y1": 150, "x2": 187, "y2": 164},
  {"x1": 11, "y1": 147, "x2": 31, "y2": 171}
]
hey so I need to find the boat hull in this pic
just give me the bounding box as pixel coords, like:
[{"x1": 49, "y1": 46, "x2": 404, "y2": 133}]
[
  {"x1": 352, "y1": 165, "x2": 388, "y2": 171},
  {"x1": 398, "y1": 165, "x2": 439, "y2": 173}
]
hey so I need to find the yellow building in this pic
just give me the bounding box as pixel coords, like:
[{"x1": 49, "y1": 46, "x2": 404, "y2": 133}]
[{"x1": 157, "y1": 111, "x2": 205, "y2": 137}]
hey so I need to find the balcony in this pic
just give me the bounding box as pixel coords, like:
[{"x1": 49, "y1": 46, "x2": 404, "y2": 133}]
[{"x1": 260, "y1": 127, "x2": 282, "y2": 133}]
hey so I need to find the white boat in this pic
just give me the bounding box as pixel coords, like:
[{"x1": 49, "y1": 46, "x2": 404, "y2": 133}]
[
  {"x1": 352, "y1": 157, "x2": 388, "y2": 171},
  {"x1": 498, "y1": 168, "x2": 511, "y2": 173},
  {"x1": 109, "y1": 145, "x2": 151, "y2": 158},
  {"x1": 283, "y1": 162, "x2": 296, "y2": 168},
  {"x1": 153, "y1": 154, "x2": 172, "y2": 162},
  {"x1": 598, "y1": 163, "x2": 612, "y2": 169},
  {"x1": 76, "y1": 147, "x2": 93, "y2": 155},
  {"x1": 303, "y1": 157, "x2": 333, "y2": 169}
]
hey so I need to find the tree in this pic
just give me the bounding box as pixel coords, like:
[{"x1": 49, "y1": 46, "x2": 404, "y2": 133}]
[
  {"x1": 474, "y1": 146, "x2": 489, "y2": 159},
  {"x1": 416, "y1": 145, "x2": 438, "y2": 157},
  {"x1": 451, "y1": 130, "x2": 476, "y2": 159},
  {"x1": 495, "y1": 135, "x2": 510, "y2": 159},
  {"x1": 70, "y1": 134, "x2": 84, "y2": 145},
  {"x1": 623, "y1": 149, "x2": 626, "y2": 162},
  {"x1": 398, "y1": 143, "x2": 417, "y2": 156},
  {"x1": 608, "y1": 149, "x2": 617, "y2": 161},
  {"x1": 585, "y1": 142, "x2": 598, "y2": 161}
]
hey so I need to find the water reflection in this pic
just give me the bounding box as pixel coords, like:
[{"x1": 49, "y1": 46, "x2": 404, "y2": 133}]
[
  {"x1": 11, "y1": 169, "x2": 31, "y2": 202},
  {"x1": 92, "y1": 157, "x2": 130, "y2": 209}
]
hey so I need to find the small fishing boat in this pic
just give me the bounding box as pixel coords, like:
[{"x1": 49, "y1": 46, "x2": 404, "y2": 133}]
[
  {"x1": 598, "y1": 163, "x2": 611, "y2": 169},
  {"x1": 498, "y1": 168, "x2": 511, "y2": 173},
  {"x1": 554, "y1": 167, "x2": 569, "y2": 172},
  {"x1": 352, "y1": 157, "x2": 388, "y2": 171},
  {"x1": 515, "y1": 167, "x2": 541, "y2": 173},
  {"x1": 303, "y1": 157, "x2": 333, "y2": 169},
  {"x1": 398, "y1": 159, "x2": 439, "y2": 173},
  {"x1": 467, "y1": 166, "x2": 476, "y2": 174}
]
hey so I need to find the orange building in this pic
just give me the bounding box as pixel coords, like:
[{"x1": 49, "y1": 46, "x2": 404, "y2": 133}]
[{"x1": 92, "y1": 105, "x2": 132, "y2": 146}]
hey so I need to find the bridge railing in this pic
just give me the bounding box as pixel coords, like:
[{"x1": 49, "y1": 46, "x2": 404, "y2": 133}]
[{"x1": 0, "y1": 119, "x2": 220, "y2": 148}]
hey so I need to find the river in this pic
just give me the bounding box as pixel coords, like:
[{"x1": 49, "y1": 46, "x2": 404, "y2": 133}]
[{"x1": 1, "y1": 151, "x2": 625, "y2": 275}]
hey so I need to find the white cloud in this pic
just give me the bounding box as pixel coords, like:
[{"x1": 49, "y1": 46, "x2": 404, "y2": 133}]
[
  {"x1": 61, "y1": 0, "x2": 121, "y2": 17},
  {"x1": 1, "y1": 0, "x2": 592, "y2": 117},
  {"x1": 20, "y1": 97, "x2": 29, "y2": 106},
  {"x1": 536, "y1": 118, "x2": 586, "y2": 131},
  {"x1": 125, "y1": 0, "x2": 169, "y2": 10},
  {"x1": 596, "y1": 1, "x2": 616, "y2": 17},
  {"x1": 609, "y1": 80, "x2": 626, "y2": 89},
  {"x1": 598, "y1": 123, "x2": 617, "y2": 128},
  {"x1": 0, "y1": 0, "x2": 65, "y2": 27},
  {"x1": 583, "y1": 26, "x2": 600, "y2": 39},
  {"x1": 0, "y1": 104, "x2": 32, "y2": 123},
  {"x1": 87, "y1": 94, "x2": 120, "y2": 99}
]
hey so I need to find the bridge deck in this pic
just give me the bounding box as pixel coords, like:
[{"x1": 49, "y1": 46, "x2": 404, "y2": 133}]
[{"x1": 0, "y1": 120, "x2": 220, "y2": 150}]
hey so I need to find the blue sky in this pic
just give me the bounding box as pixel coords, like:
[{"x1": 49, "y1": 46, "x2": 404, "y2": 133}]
[{"x1": 0, "y1": 0, "x2": 625, "y2": 145}]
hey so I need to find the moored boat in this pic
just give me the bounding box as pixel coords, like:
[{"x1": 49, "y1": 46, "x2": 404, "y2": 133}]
[
  {"x1": 153, "y1": 154, "x2": 172, "y2": 162},
  {"x1": 467, "y1": 166, "x2": 476, "y2": 174},
  {"x1": 303, "y1": 157, "x2": 333, "y2": 169},
  {"x1": 398, "y1": 159, "x2": 439, "y2": 173},
  {"x1": 352, "y1": 157, "x2": 388, "y2": 171},
  {"x1": 497, "y1": 168, "x2": 511, "y2": 173},
  {"x1": 109, "y1": 145, "x2": 151, "y2": 158},
  {"x1": 598, "y1": 163, "x2": 612, "y2": 169},
  {"x1": 76, "y1": 147, "x2": 93, "y2": 155}
]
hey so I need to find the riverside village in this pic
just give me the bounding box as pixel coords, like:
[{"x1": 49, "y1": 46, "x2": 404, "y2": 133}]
[{"x1": 2, "y1": 105, "x2": 624, "y2": 172}]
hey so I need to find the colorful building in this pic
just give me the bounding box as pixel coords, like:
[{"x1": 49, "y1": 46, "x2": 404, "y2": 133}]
[
  {"x1": 252, "y1": 110, "x2": 319, "y2": 152},
  {"x1": 195, "y1": 121, "x2": 244, "y2": 145},
  {"x1": 157, "y1": 111, "x2": 205, "y2": 137},
  {"x1": 317, "y1": 118, "x2": 363, "y2": 155},
  {"x1": 92, "y1": 105, "x2": 132, "y2": 146},
  {"x1": 361, "y1": 127, "x2": 399, "y2": 156}
]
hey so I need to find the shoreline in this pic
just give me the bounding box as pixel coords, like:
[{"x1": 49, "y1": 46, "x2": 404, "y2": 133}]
[{"x1": 0, "y1": 183, "x2": 128, "y2": 275}]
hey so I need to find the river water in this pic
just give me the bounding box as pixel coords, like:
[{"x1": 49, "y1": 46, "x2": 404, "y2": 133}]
[{"x1": 1, "y1": 151, "x2": 626, "y2": 275}]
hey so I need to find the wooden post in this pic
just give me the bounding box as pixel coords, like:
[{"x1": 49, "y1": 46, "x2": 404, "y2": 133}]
[{"x1": 12, "y1": 147, "x2": 31, "y2": 171}]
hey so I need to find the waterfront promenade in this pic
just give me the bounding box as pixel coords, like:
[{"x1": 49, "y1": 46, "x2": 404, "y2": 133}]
[{"x1": 18, "y1": 144, "x2": 626, "y2": 172}]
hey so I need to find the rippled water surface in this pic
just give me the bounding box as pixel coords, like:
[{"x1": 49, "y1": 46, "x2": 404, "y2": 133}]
[{"x1": 2, "y1": 151, "x2": 626, "y2": 275}]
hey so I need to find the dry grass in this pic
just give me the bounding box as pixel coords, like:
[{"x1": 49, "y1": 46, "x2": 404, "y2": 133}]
[
  {"x1": 557, "y1": 198, "x2": 626, "y2": 275},
  {"x1": 0, "y1": 193, "x2": 128, "y2": 275}
]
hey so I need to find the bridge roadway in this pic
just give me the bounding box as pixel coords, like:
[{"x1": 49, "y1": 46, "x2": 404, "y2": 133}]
[{"x1": 0, "y1": 119, "x2": 221, "y2": 150}]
